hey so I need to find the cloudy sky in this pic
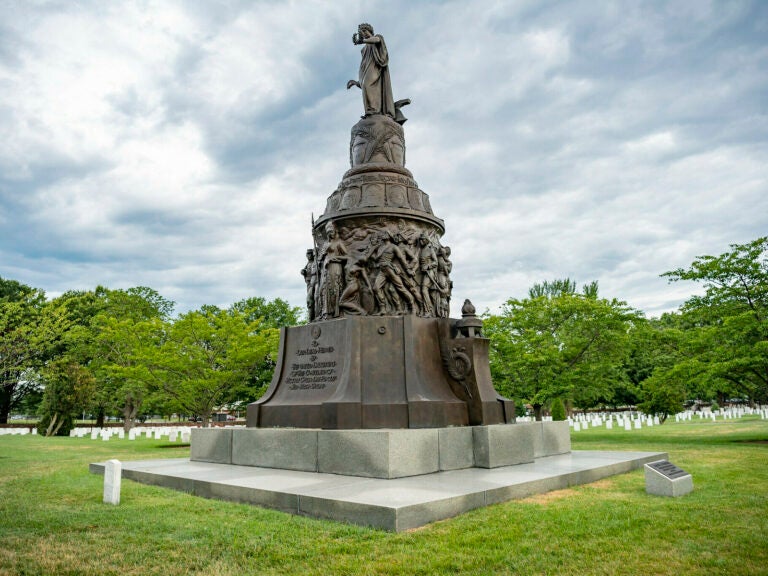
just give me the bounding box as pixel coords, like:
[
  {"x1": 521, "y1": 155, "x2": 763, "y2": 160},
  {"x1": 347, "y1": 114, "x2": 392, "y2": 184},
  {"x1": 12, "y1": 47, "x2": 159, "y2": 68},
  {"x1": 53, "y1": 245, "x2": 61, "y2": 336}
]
[{"x1": 1, "y1": 0, "x2": 766, "y2": 318}]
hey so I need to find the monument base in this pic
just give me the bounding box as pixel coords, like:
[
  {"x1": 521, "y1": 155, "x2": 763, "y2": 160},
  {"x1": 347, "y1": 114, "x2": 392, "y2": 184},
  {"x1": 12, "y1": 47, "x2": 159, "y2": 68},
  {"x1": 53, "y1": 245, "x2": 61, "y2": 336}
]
[
  {"x1": 90, "y1": 448, "x2": 667, "y2": 531},
  {"x1": 247, "y1": 316, "x2": 514, "y2": 430},
  {"x1": 190, "y1": 422, "x2": 570, "y2": 479}
]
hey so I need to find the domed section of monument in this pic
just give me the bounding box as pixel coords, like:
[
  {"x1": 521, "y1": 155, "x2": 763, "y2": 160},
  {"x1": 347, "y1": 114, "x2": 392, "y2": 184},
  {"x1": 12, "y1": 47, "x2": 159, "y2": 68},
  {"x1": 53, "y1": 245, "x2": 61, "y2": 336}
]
[
  {"x1": 350, "y1": 114, "x2": 406, "y2": 167},
  {"x1": 318, "y1": 115, "x2": 438, "y2": 226}
]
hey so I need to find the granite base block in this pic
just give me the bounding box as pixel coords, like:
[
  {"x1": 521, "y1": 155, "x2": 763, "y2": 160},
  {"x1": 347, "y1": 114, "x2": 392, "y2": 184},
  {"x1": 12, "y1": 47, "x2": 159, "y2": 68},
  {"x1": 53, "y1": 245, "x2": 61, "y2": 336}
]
[
  {"x1": 438, "y1": 426, "x2": 475, "y2": 470},
  {"x1": 317, "y1": 429, "x2": 439, "y2": 479},
  {"x1": 541, "y1": 420, "x2": 571, "y2": 456},
  {"x1": 190, "y1": 428, "x2": 232, "y2": 464},
  {"x1": 473, "y1": 423, "x2": 536, "y2": 468},
  {"x1": 232, "y1": 428, "x2": 318, "y2": 472}
]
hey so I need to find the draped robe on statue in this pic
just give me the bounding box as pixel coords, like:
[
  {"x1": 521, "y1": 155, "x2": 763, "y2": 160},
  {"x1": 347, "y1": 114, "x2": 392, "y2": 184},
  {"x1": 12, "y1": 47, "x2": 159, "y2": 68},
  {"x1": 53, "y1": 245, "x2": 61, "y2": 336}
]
[{"x1": 359, "y1": 35, "x2": 395, "y2": 118}]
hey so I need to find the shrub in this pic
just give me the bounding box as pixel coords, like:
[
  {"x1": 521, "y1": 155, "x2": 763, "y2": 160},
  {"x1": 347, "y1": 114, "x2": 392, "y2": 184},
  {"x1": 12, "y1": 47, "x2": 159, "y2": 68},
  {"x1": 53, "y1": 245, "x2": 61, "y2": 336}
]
[{"x1": 550, "y1": 397, "x2": 566, "y2": 421}]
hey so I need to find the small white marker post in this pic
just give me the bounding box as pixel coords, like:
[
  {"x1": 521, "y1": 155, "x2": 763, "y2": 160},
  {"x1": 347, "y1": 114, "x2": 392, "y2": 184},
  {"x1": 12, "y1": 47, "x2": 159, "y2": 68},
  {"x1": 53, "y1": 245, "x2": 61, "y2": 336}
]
[{"x1": 103, "y1": 459, "x2": 122, "y2": 505}]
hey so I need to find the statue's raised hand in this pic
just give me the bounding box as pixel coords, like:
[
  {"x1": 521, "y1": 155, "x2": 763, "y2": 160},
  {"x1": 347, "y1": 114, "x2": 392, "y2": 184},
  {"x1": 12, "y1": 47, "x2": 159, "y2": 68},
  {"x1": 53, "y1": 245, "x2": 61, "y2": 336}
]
[{"x1": 346, "y1": 79, "x2": 360, "y2": 90}]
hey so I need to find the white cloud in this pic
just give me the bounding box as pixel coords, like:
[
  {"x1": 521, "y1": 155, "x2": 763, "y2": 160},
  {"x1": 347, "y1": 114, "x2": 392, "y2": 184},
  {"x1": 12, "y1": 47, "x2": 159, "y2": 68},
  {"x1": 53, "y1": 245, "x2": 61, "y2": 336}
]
[{"x1": 1, "y1": 0, "x2": 766, "y2": 319}]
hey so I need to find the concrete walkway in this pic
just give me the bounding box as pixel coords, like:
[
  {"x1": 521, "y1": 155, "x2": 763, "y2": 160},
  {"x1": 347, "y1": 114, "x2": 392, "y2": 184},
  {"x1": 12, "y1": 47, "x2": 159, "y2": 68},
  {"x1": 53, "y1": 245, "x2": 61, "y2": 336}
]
[{"x1": 91, "y1": 449, "x2": 665, "y2": 531}]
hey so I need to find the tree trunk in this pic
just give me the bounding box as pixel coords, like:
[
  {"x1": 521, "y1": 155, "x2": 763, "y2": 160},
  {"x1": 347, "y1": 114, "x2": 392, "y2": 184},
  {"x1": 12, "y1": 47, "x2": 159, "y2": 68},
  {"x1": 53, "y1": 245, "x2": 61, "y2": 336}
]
[
  {"x1": 51, "y1": 415, "x2": 65, "y2": 437},
  {"x1": 0, "y1": 385, "x2": 12, "y2": 424},
  {"x1": 122, "y1": 392, "x2": 141, "y2": 433},
  {"x1": 45, "y1": 413, "x2": 58, "y2": 437},
  {"x1": 533, "y1": 403, "x2": 543, "y2": 421},
  {"x1": 95, "y1": 408, "x2": 105, "y2": 429}
]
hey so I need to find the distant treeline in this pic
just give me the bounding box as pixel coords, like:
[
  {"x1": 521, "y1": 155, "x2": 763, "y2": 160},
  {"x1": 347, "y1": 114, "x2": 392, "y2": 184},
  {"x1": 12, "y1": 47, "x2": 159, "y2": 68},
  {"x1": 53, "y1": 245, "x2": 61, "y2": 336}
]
[{"x1": 1, "y1": 237, "x2": 766, "y2": 434}]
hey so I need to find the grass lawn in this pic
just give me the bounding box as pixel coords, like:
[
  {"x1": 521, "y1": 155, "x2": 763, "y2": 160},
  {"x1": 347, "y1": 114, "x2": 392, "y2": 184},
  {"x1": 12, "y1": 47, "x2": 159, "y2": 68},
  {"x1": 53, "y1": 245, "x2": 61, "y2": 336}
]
[{"x1": 1, "y1": 418, "x2": 767, "y2": 576}]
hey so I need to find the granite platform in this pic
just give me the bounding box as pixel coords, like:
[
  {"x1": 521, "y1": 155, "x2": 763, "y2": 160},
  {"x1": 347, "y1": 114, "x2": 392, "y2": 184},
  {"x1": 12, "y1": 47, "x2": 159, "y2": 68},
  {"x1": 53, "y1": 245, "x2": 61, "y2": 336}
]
[{"x1": 90, "y1": 449, "x2": 666, "y2": 532}]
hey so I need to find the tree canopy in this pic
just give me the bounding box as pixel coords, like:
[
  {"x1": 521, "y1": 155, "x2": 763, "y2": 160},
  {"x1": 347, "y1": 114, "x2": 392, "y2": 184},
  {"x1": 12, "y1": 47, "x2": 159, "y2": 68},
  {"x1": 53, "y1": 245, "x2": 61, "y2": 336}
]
[
  {"x1": 660, "y1": 237, "x2": 768, "y2": 405},
  {"x1": 1, "y1": 277, "x2": 50, "y2": 423},
  {"x1": 2, "y1": 236, "x2": 766, "y2": 431},
  {"x1": 485, "y1": 279, "x2": 640, "y2": 420}
]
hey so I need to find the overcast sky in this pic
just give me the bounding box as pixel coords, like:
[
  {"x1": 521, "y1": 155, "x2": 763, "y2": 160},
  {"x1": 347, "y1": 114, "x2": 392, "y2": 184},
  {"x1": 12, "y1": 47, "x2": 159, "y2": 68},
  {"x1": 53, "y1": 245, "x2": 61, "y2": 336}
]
[{"x1": 1, "y1": 0, "x2": 766, "y2": 318}]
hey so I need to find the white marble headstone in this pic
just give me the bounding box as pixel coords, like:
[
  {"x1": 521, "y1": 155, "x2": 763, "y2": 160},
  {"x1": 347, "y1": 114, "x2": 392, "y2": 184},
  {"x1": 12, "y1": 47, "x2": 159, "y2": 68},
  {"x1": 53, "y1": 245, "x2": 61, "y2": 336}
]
[{"x1": 103, "y1": 459, "x2": 121, "y2": 505}]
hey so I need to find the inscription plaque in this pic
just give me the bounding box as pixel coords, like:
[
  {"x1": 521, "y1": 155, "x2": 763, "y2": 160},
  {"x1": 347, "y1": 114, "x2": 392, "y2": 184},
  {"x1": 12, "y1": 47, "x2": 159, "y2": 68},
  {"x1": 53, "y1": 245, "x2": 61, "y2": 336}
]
[
  {"x1": 647, "y1": 460, "x2": 689, "y2": 479},
  {"x1": 285, "y1": 343, "x2": 339, "y2": 390}
]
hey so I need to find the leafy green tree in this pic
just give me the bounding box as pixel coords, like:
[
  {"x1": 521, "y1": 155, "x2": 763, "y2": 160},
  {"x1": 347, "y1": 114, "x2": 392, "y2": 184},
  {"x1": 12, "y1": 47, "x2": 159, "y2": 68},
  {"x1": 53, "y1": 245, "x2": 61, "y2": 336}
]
[
  {"x1": 485, "y1": 279, "x2": 639, "y2": 420},
  {"x1": 44, "y1": 290, "x2": 109, "y2": 423},
  {"x1": 33, "y1": 289, "x2": 128, "y2": 432},
  {"x1": 619, "y1": 314, "x2": 687, "y2": 421},
  {"x1": 135, "y1": 306, "x2": 279, "y2": 427},
  {"x1": 228, "y1": 297, "x2": 302, "y2": 403},
  {"x1": 637, "y1": 366, "x2": 688, "y2": 423},
  {"x1": 230, "y1": 296, "x2": 303, "y2": 328},
  {"x1": 37, "y1": 359, "x2": 95, "y2": 436},
  {"x1": 662, "y1": 237, "x2": 768, "y2": 404},
  {"x1": 90, "y1": 287, "x2": 174, "y2": 431},
  {"x1": 0, "y1": 277, "x2": 50, "y2": 423}
]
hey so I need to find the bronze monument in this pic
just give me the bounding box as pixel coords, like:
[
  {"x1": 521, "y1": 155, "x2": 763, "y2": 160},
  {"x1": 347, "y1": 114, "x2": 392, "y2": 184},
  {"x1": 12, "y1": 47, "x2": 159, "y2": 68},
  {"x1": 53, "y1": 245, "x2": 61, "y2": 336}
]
[{"x1": 247, "y1": 24, "x2": 514, "y2": 429}]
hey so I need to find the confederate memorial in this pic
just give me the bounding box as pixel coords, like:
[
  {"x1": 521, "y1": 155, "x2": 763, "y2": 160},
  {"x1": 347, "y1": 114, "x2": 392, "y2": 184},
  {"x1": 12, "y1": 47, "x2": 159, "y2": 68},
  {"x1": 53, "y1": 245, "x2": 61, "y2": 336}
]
[
  {"x1": 247, "y1": 22, "x2": 513, "y2": 431},
  {"x1": 92, "y1": 25, "x2": 666, "y2": 531}
]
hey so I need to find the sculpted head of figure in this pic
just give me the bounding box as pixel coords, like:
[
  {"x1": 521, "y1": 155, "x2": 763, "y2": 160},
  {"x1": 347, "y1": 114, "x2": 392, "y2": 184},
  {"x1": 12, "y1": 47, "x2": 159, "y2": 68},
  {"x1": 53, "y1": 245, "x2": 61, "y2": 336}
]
[
  {"x1": 306, "y1": 249, "x2": 315, "y2": 260},
  {"x1": 358, "y1": 23, "x2": 373, "y2": 38},
  {"x1": 418, "y1": 234, "x2": 429, "y2": 246},
  {"x1": 371, "y1": 230, "x2": 389, "y2": 246},
  {"x1": 325, "y1": 222, "x2": 337, "y2": 239}
]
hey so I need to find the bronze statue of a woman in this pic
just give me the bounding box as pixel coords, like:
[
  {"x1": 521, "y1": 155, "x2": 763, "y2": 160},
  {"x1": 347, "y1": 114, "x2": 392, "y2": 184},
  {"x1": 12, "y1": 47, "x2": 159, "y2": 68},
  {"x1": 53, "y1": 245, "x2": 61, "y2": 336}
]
[{"x1": 346, "y1": 23, "x2": 396, "y2": 119}]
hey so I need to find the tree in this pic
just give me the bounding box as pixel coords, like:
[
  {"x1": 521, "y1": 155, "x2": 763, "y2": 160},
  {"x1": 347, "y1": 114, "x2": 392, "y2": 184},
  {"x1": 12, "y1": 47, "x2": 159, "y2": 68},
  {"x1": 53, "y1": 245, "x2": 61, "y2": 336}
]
[
  {"x1": 37, "y1": 359, "x2": 95, "y2": 436},
  {"x1": 90, "y1": 287, "x2": 174, "y2": 431},
  {"x1": 662, "y1": 237, "x2": 768, "y2": 404},
  {"x1": 485, "y1": 279, "x2": 639, "y2": 420},
  {"x1": 42, "y1": 290, "x2": 109, "y2": 424},
  {"x1": 136, "y1": 306, "x2": 278, "y2": 427},
  {"x1": 624, "y1": 314, "x2": 688, "y2": 422},
  {"x1": 228, "y1": 297, "x2": 302, "y2": 402},
  {"x1": 230, "y1": 296, "x2": 303, "y2": 328},
  {"x1": 0, "y1": 277, "x2": 48, "y2": 423}
]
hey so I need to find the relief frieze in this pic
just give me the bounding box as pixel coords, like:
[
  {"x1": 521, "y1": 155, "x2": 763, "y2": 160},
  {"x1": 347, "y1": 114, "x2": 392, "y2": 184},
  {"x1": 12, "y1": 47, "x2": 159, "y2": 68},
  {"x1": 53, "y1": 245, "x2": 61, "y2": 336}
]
[{"x1": 304, "y1": 218, "x2": 452, "y2": 322}]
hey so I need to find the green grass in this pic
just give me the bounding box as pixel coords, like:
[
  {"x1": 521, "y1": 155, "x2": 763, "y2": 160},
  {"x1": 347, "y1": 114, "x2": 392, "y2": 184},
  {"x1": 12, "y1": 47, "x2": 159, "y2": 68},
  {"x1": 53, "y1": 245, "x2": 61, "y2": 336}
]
[{"x1": 1, "y1": 418, "x2": 767, "y2": 575}]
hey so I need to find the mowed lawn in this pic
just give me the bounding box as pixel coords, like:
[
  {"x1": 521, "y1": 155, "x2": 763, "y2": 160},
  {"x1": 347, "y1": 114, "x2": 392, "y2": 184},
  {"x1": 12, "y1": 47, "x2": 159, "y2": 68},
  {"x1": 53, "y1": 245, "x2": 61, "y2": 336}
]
[{"x1": 1, "y1": 418, "x2": 766, "y2": 576}]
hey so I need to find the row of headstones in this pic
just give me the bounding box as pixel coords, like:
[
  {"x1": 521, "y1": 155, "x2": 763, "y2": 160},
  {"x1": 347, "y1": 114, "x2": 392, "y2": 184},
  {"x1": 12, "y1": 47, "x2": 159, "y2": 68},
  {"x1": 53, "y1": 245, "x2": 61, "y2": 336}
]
[
  {"x1": 70, "y1": 426, "x2": 196, "y2": 443},
  {"x1": 569, "y1": 405, "x2": 768, "y2": 432},
  {"x1": 705, "y1": 406, "x2": 768, "y2": 419},
  {"x1": 569, "y1": 412, "x2": 661, "y2": 432},
  {"x1": 0, "y1": 428, "x2": 38, "y2": 436},
  {"x1": 673, "y1": 406, "x2": 768, "y2": 422}
]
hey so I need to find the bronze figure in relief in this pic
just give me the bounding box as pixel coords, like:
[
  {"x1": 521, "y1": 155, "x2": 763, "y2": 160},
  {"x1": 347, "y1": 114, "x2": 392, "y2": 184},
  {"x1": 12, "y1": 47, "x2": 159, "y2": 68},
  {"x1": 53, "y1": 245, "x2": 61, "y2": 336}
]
[
  {"x1": 318, "y1": 222, "x2": 348, "y2": 319},
  {"x1": 301, "y1": 248, "x2": 319, "y2": 321}
]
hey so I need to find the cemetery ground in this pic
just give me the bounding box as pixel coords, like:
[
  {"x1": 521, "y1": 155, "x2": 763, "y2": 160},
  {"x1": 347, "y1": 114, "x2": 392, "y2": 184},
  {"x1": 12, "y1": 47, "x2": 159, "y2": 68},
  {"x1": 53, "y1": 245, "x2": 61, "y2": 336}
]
[{"x1": 1, "y1": 419, "x2": 766, "y2": 576}]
